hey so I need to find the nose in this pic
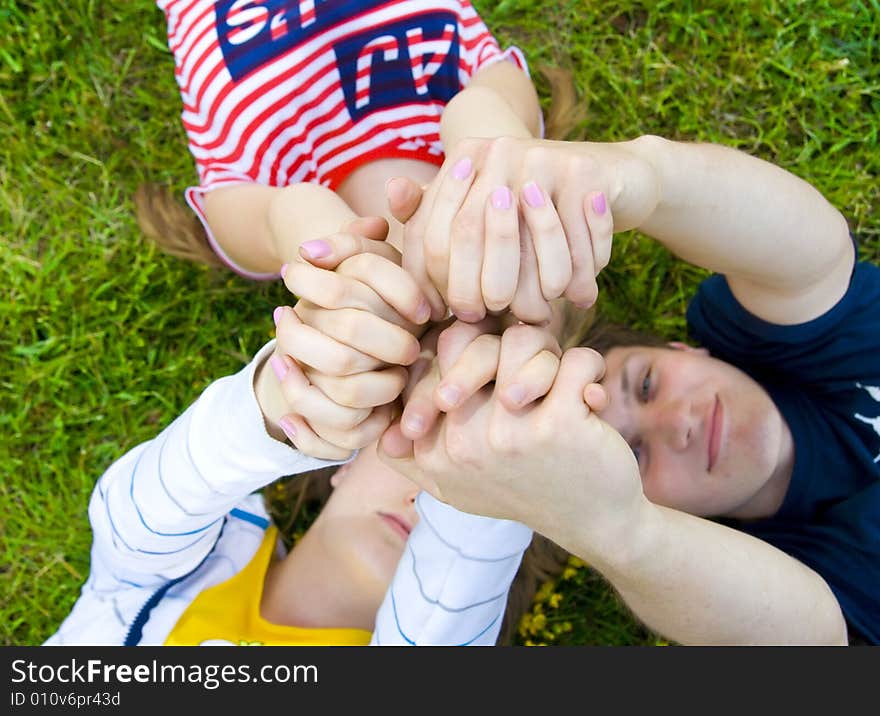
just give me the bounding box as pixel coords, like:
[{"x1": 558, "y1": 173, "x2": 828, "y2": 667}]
[{"x1": 649, "y1": 396, "x2": 696, "y2": 452}]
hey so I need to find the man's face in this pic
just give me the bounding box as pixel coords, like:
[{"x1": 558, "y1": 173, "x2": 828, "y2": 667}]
[{"x1": 598, "y1": 345, "x2": 795, "y2": 518}]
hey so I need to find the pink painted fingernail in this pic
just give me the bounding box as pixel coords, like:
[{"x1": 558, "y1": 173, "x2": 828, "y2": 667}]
[
  {"x1": 278, "y1": 417, "x2": 297, "y2": 442},
  {"x1": 591, "y1": 192, "x2": 607, "y2": 215},
  {"x1": 269, "y1": 355, "x2": 289, "y2": 382},
  {"x1": 523, "y1": 181, "x2": 545, "y2": 208},
  {"x1": 280, "y1": 263, "x2": 289, "y2": 279},
  {"x1": 300, "y1": 240, "x2": 332, "y2": 260},
  {"x1": 491, "y1": 186, "x2": 512, "y2": 210},
  {"x1": 273, "y1": 306, "x2": 284, "y2": 326},
  {"x1": 452, "y1": 157, "x2": 473, "y2": 180}
]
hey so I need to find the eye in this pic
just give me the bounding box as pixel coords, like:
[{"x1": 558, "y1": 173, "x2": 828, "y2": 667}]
[{"x1": 639, "y1": 367, "x2": 653, "y2": 402}]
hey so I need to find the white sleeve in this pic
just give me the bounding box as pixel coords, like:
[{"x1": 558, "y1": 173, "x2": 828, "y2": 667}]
[
  {"x1": 89, "y1": 339, "x2": 348, "y2": 587},
  {"x1": 370, "y1": 493, "x2": 533, "y2": 646}
]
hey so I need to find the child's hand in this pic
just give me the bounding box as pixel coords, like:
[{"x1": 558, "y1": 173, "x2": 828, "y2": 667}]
[{"x1": 267, "y1": 216, "x2": 432, "y2": 459}]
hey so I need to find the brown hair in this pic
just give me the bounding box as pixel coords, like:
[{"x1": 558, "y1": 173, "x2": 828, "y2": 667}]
[
  {"x1": 132, "y1": 67, "x2": 586, "y2": 268},
  {"x1": 266, "y1": 465, "x2": 570, "y2": 646}
]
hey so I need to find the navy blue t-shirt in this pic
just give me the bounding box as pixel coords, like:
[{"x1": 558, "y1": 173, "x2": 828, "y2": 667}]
[{"x1": 686, "y1": 248, "x2": 880, "y2": 644}]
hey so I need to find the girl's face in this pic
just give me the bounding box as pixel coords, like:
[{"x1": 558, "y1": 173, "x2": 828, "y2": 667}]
[{"x1": 313, "y1": 442, "x2": 420, "y2": 604}]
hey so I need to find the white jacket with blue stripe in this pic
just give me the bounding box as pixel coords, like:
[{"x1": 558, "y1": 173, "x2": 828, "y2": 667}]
[{"x1": 45, "y1": 340, "x2": 531, "y2": 646}]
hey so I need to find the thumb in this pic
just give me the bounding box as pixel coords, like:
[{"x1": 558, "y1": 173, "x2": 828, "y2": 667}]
[
  {"x1": 342, "y1": 215, "x2": 389, "y2": 242},
  {"x1": 378, "y1": 422, "x2": 414, "y2": 461},
  {"x1": 386, "y1": 176, "x2": 425, "y2": 224}
]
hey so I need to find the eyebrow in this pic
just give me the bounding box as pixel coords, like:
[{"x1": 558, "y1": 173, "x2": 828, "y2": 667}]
[{"x1": 621, "y1": 353, "x2": 633, "y2": 406}]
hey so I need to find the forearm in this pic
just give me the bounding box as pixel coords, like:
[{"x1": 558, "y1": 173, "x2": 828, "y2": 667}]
[
  {"x1": 90, "y1": 342, "x2": 345, "y2": 584},
  {"x1": 619, "y1": 135, "x2": 854, "y2": 323},
  {"x1": 203, "y1": 182, "x2": 358, "y2": 275},
  {"x1": 561, "y1": 502, "x2": 848, "y2": 645},
  {"x1": 439, "y1": 60, "x2": 540, "y2": 151}
]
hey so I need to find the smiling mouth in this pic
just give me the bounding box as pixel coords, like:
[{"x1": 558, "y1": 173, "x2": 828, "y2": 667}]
[
  {"x1": 708, "y1": 396, "x2": 723, "y2": 472},
  {"x1": 378, "y1": 512, "x2": 412, "y2": 540}
]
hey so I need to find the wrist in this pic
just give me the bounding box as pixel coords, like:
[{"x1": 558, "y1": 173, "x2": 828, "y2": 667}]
[
  {"x1": 439, "y1": 86, "x2": 533, "y2": 153},
  {"x1": 609, "y1": 135, "x2": 666, "y2": 231},
  {"x1": 253, "y1": 351, "x2": 292, "y2": 443}
]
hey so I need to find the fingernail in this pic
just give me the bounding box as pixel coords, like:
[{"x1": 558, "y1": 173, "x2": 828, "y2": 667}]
[
  {"x1": 415, "y1": 300, "x2": 431, "y2": 324},
  {"x1": 591, "y1": 192, "x2": 607, "y2": 215},
  {"x1": 273, "y1": 306, "x2": 284, "y2": 326},
  {"x1": 280, "y1": 263, "x2": 289, "y2": 279},
  {"x1": 404, "y1": 413, "x2": 425, "y2": 434},
  {"x1": 455, "y1": 310, "x2": 482, "y2": 323},
  {"x1": 452, "y1": 157, "x2": 473, "y2": 181},
  {"x1": 505, "y1": 384, "x2": 527, "y2": 406},
  {"x1": 300, "y1": 240, "x2": 332, "y2": 260},
  {"x1": 278, "y1": 417, "x2": 297, "y2": 442},
  {"x1": 438, "y1": 384, "x2": 462, "y2": 408},
  {"x1": 491, "y1": 186, "x2": 512, "y2": 210},
  {"x1": 269, "y1": 355, "x2": 289, "y2": 382},
  {"x1": 523, "y1": 181, "x2": 545, "y2": 208}
]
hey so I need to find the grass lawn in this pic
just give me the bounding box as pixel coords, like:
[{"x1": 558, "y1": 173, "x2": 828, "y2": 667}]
[{"x1": 1, "y1": 1, "x2": 877, "y2": 646}]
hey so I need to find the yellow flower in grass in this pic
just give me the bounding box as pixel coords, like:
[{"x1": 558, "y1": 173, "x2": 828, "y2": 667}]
[
  {"x1": 534, "y1": 581, "x2": 555, "y2": 604},
  {"x1": 562, "y1": 567, "x2": 578, "y2": 580},
  {"x1": 548, "y1": 593, "x2": 563, "y2": 609},
  {"x1": 529, "y1": 613, "x2": 547, "y2": 635}
]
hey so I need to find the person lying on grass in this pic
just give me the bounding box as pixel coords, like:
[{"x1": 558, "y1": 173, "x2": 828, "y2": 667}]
[
  {"x1": 380, "y1": 134, "x2": 879, "y2": 645},
  {"x1": 47, "y1": 279, "x2": 598, "y2": 646}
]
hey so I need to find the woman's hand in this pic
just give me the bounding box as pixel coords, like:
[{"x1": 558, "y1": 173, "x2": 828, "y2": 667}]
[{"x1": 389, "y1": 137, "x2": 655, "y2": 324}]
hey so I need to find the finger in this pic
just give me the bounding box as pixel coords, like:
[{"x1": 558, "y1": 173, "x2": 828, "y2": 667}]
[
  {"x1": 555, "y1": 190, "x2": 599, "y2": 309},
  {"x1": 433, "y1": 334, "x2": 501, "y2": 411},
  {"x1": 275, "y1": 354, "x2": 371, "y2": 430},
  {"x1": 540, "y1": 347, "x2": 607, "y2": 416},
  {"x1": 435, "y1": 316, "x2": 502, "y2": 375},
  {"x1": 399, "y1": 360, "x2": 442, "y2": 440},
  {"x1": 508, "y1": 221, "x2": 554, "y2": 325},
  {"x1": 481, "y1": 186, "x2": 520, "y2": 312},
  {"x1": 277, "y1": 305, "x2": 384, "y2": 376},
  {"x1": 282, "y1": 262, "x2": 402, "y2": 325},
  {"x1": 494, "y1": 324, "x2": 562, "y2": 408},
  {"x1": 520, "y1": 180, "x2": 572, "y2": 300},
  {"x1": 310, "y1": 404, "x2": 394, "y2": 451},
  {"x1": 342, "y1": 215, "x2": 389, "y2": 242},
  {"x1": 296, "y1": 306, "x2": 420, "y2": 367},
  {"x1": 423, "y1": 155, "x2": 476, "y2": 307},
  {"x1": 296, "y1": 231, "x2": 401, "y2": 269},
  {"x1": 498, "y1": 350, "x2": 561, "y2": 411},
  {"x1": 386, "y1": 176, "x2": 424, "y2": 225},
  {"x1": 306, "y1": 366, "x2": 408, "y2": 409},
  {"x1": 337, "y1": 253, "x2": 431, "y2": 325},
  {"x1": 276, "y1": 413, "x2": 353, "y2": 461},
  {"x1": 379, "y1": 421, "x2": 415, "y2": 460},
  {"x1": 402, "y1": 198, "x2": 447, "y2": 322},
  {"x1": 585, "y1": 191, "x2": 614, "y2": 279},
  {"x1": 583, "y1": 382, "x2": 610, "y2": 412}
]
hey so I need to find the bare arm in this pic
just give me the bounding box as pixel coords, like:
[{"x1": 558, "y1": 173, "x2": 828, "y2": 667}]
[
  {"x1": 612, "y1": 135, "x2": 855, "y2": 324},
  {"x1": 203, "y1": 182, "x2": 359, "y2": 275},
  {"x1": 558, "y1": 498, "x2": 848, "y2": 646}
]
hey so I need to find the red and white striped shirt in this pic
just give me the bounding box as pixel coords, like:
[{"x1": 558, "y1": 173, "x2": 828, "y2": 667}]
[{"x1": 157, "y1": 0, "x2": 527, "y2": 277}]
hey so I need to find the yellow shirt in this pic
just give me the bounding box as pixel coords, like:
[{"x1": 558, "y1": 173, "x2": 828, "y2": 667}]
[{"x1": 165, "y1": 526, "x2": 372, "y2": 646}]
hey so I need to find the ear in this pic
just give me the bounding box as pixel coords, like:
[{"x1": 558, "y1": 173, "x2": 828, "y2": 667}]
[{"x1": 667, "y1": 341, "x2": 709, "y2": 356}]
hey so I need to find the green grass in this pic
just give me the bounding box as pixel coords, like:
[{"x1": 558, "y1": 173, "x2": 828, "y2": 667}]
[{"x1": 1, "y1": 0, "x2": 877, "y2": 646}]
